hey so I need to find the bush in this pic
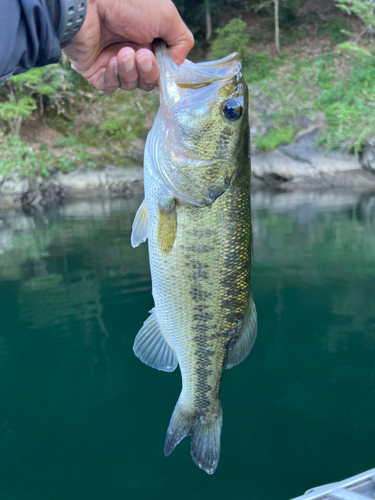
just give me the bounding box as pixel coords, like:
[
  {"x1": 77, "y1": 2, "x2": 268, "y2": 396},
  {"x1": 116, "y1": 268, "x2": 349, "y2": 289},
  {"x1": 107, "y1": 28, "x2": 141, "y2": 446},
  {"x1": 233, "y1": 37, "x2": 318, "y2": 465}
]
[
  {"x1": 0, "y1": 64, "x2": 76, "y2": 135},
  {"x1": 335, "y1": 0, "x2": 375, "y2": 33},
  {"x1": 248, "y1": 45, "x2": 375, "y2": 153},
  {"x1": 0, "y1": 136, "x2": 73, "y2": 179},
  {"x1": 254, "y1": 126, "x2": 295, "y2": 151},
  {"x1": 210, "y1": 17, "x2": 251, "y2": 60},
  {"x1": 242, "y1": 52, "x2": 283, "y2": 83},
  {"x1": 324, "y1": 17, "x2": 352, "y2": 44},
  {"x1": 315, "y1": 55, "x2": 375, "y2": 152}
]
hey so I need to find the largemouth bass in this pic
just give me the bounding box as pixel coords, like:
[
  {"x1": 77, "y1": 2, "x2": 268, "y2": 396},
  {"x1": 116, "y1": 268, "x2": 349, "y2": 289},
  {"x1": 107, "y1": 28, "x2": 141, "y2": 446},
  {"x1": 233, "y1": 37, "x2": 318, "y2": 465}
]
[{"x1": 131, "y1": 42, "x2": 257, "y2": 474}]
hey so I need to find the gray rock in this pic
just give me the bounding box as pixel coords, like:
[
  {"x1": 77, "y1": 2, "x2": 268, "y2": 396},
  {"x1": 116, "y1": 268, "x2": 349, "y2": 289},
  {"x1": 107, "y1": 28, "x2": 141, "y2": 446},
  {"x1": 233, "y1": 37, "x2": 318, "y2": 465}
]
[
  {"x1": 55, "y1": 170, "x2": 107, "y2": 191},
  {"x1": 0, "y1": 194, "x2": 22, "y2": 211},
  {"x1": 279, "y1": 175, "x2": 327, "y2": 190},
  {"x1": 55, "y1": 166, "x2": 143, "y2": 198},
  {"x1": 251, "y1": 128, "x2": 362, "y2": 186},
  {"x1": 251, "y1": 189, "x2": 365, "y2": 213},
  {"x1": 251, "y1": 150, "x2": 316, "y2": 179},
  {"x1": 0, "y1": 178, "x2": 29, "y2": 194},
  {"x1": 360, "y1": 145, "x2": 375, "y2": 173},
  {"x1": 250, "y1": 173, "x2": 267, "y2": 190},
  {"x1": 321, "y1": 169, "x2": 375, "y2": 190}
]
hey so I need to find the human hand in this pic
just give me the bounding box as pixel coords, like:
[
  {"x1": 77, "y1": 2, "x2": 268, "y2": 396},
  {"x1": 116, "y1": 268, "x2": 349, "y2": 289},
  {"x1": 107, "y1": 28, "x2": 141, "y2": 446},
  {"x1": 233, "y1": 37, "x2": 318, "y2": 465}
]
[{"x1": 63, "y1": 0, "x2": 194, "y2": 93}]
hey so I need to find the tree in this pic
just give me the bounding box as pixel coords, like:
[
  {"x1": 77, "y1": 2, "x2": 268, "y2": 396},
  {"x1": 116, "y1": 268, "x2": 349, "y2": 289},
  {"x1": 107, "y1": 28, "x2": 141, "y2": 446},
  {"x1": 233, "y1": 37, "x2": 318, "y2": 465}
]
[
  {"x1": 274, "y1": 0, "x2": 280, "y2": 54},
  {"x1": 335, "y1": 0, "x2": 375, "y2": 40},
  {"x1": 253, "y1": 1, "x2": 281, "y2": 54},
  {"x1": 210, "y1": 17, "x2": 251, "y2": 59},
  {"x1": 205, "y1": 0, "x2": 212, "y2": 40},
  {"x1": 0, "y1": 65, "x2": 75, "y2": 136}
]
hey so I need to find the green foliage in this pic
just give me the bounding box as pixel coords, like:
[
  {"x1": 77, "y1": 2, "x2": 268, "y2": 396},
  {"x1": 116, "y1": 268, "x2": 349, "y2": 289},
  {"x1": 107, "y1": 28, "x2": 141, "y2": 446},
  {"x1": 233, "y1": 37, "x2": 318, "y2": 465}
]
[
  {"x1": 337, "y1": 41, "x2": 372, "y2": 58},
  {"x1": 210, "y1": 18, "x2": 251, "y2": 60},
  {"x1": 243, "y1": 52, "x2": 283, "y2": 83},
  {"x1": 248, "y1": 46, "x2": 375, "y2": 153},
  {"x1": 324, "y1": 17, "x2": 352, "y2": 43},
  {"x1": 76, "y1": 90, "x2": 159, "y2": 160},
  {"x1": 0, "y1": 64, "x2": 76, "y2": 135},
  {"x1": 0, "y1": 135, "x2": 98, "y2": 179},
  {"x1": 315, "y1": 55, "x2": 375, "y2": 152},
  {"x1": 99, "y1": 115, "x2": 144, "y2": 140},
  {"x1": 51, "y1": 135, "x2": 82, "y2": 148},
  {"x1": 254, "y1": 125, "x2": 295, "y2": 150},
  {"x1": 0, "y1": 136, "x2": 66, "y2": 178},
  {"x1": 0, "y1": 97, "x2": 37, "y2": 134},
  {"x1": 335, "y1": 0, "x2": 375, "y2": 30}
]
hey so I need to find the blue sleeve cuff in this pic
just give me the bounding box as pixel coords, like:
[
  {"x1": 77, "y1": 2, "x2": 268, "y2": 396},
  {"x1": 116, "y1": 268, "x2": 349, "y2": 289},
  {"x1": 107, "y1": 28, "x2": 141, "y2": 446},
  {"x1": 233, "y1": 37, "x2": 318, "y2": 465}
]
[{"x1": 0, "y1": 0, "x2": 61, "y2": 80}]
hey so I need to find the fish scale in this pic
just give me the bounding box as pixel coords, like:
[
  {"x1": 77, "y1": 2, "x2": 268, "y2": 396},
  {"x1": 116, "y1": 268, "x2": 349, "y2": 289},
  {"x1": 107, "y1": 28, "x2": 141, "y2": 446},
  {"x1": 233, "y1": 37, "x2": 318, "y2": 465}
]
[{"x1": 131, "y1": 42, "x2": 257, "y2": 474}]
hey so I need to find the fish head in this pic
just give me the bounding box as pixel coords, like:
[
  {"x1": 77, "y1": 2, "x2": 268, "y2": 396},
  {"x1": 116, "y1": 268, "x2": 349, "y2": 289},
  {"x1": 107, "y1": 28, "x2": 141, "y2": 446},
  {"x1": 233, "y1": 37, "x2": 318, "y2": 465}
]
[{"x1": 150, "y1": 43, "x2": 249, "y2": 207}]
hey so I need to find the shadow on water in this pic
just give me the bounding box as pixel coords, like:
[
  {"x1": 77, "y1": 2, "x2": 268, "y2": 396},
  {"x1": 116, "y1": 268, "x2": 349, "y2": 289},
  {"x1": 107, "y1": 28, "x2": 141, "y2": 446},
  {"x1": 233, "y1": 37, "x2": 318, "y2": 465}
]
[{"x1": 0, "y1": 191, "x2": 374, "y2": 500}]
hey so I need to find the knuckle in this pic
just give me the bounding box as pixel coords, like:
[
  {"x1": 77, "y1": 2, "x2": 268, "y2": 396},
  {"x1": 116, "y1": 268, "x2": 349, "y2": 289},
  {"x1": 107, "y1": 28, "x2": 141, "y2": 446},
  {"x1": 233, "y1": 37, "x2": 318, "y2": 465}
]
[
  {"x1": 187, "y1": 31, "x2": 195, "y2": 49},
  {"x1": 139, "y1": 82, "x2": 156, "y2": 92},
  {"x1": 101, "y1": 87, "x2": 118, "y2": 94},
  {"x1": 121, "y1": 80, "x2": 138, "y2": 92}
]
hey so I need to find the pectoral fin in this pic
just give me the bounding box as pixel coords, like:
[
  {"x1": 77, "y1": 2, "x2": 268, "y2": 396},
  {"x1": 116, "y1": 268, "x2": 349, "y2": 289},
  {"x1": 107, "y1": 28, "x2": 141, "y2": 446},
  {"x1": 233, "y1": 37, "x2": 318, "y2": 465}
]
[
  {"x1": 225, "y1": 297, "x2": 257, "y2": 369},
  {"x1": 133, "y1": 308, "x2": 178, "y2": 372},
  {"x1": 157, "y1": 199, "x2": 177, "y2": 256},
  {"x1": 131, "y1": 199, "x2": 148, "y2": 248}
]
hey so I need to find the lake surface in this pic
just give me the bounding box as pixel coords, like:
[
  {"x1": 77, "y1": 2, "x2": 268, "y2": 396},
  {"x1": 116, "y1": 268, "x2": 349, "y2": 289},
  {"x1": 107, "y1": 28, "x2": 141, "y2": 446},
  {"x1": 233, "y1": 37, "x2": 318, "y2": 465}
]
[{"x1": 1, "y1": 190, "x2": 375, "y2": 500}]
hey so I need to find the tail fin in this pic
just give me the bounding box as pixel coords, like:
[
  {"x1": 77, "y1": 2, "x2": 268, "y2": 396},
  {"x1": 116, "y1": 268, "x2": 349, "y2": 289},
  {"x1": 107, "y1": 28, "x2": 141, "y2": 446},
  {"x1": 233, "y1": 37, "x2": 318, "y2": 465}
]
[{"x1": 164, "y1": 398, "x2": 223, "y2": 475}]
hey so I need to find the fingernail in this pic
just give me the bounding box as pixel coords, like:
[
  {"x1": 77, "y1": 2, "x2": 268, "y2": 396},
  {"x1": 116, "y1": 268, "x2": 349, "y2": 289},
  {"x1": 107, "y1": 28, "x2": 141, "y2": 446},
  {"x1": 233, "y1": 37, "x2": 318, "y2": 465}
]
[
  {"x1": 113, "y1": 60, "x2": 118, "y2": 76},
  {"x1": 122, "y1": 55, "x2": 134, "y2": 72},
  {"x1": 138, "y1": 56, "x2": 152, "y2": 73}
]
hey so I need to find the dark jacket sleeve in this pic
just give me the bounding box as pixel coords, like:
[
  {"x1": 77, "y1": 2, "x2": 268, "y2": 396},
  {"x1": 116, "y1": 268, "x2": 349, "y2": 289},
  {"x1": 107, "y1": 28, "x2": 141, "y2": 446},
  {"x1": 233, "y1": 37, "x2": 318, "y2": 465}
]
[{"x1": 0, "y1": 0, "x2": 61, "y2": 82}]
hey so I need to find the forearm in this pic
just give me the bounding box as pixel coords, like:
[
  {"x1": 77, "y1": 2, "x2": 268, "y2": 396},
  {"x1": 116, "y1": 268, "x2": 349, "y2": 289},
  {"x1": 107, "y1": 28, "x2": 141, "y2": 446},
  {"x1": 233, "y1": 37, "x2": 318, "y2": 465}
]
[{"x1": 0, "y1": 0, "x2": 86, "y2": 82}]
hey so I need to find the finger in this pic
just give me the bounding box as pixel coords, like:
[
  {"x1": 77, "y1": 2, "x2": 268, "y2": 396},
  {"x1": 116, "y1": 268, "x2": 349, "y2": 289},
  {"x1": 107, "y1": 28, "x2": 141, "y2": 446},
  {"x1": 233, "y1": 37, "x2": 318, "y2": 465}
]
[
  {"x1": 74, "y1": 41, "x2": 148, "y2": 81},
  {"x1": 136, "y1": 49, "x2": 159, "y2": 92},
  {"x1": 158, "y1": 2, "x2": 194, "y2": 65},
  {"x1": 100, "y1": 57, "x2": 120, "y2": 93},
  {"x1": 87, "y1": 67, "x2": 106, "y2": 89},
  {"x1": 118, "y1": 47, "x2": 139, "y2": 91}
]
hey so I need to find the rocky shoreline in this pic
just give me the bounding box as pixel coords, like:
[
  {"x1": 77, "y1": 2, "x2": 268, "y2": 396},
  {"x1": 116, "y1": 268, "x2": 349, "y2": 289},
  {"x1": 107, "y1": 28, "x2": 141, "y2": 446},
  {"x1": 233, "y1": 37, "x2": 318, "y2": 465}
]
[
  {"x1": 251, "y1": 129, "x2": 375, "y2": 191},
  {"x1": 0, "y1": 165, "x2": 144, "y2": 211},
  {"x1": 1, "y1": 131, "x2": 375, "y2": 211}
]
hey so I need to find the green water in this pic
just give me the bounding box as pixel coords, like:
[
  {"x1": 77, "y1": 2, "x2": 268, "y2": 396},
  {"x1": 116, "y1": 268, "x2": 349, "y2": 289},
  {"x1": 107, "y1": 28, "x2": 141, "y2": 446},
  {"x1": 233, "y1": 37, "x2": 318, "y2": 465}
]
[{"x1": 0, "y1": 191, "x2": 375, "y2": 500}]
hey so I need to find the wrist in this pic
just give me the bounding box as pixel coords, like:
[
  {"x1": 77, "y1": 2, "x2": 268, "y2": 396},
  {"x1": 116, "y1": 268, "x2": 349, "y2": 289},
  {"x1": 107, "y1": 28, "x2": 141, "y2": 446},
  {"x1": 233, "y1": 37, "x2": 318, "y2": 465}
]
[{"x1": 47, "y1": 0, "x2": 87, "y2": 48}]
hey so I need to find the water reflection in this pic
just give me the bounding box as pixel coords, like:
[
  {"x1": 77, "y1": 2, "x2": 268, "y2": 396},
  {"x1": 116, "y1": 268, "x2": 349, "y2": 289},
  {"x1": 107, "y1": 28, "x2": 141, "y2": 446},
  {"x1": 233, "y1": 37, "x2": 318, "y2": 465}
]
[{"x1": 0, "y1": 191, "x2": 375, "y2": 500}]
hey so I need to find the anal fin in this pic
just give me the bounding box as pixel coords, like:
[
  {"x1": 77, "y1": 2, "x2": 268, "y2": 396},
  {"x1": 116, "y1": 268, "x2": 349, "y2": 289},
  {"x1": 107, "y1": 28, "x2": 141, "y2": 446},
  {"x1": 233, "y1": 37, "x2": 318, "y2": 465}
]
[
  {"x1": 225, "y1": 296, "x2": 257, "y2": 369},
  {"x1": 133, "y1": 308, "x2": 178, "y2": 372},
  {"x1": 131, "y1": 199, "x2": 148, "y2": 248}
]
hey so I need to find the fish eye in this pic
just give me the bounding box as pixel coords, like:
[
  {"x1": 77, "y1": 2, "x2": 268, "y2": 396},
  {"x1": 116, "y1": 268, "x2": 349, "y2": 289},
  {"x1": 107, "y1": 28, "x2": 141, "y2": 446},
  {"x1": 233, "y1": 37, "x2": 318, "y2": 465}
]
[{"x1": 222, "y1": 99, "x2": 243, "y2": 121}]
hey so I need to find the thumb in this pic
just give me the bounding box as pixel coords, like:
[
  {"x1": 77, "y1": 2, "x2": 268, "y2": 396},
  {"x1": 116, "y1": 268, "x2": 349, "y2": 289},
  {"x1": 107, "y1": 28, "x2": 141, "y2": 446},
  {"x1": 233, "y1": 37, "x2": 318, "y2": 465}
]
[
  {"x1": 157, "y1": 3, "x2": 194, "y2": 65},
  {"x1": 167, "y1": 31, "x2": 194, "y2": 65}
]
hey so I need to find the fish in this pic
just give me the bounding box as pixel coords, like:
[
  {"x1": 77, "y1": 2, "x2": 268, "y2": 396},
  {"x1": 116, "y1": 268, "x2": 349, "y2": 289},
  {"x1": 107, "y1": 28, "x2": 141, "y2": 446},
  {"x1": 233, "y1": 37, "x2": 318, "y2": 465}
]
[{"x1": 131, "y1": 42, "x2": 257, "y2": 475}]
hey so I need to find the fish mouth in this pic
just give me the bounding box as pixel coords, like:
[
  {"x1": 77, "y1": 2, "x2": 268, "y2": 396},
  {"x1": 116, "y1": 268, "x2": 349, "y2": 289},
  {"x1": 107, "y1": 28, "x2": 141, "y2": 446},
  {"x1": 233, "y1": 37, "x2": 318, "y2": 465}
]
[{"x1": 154, "y1": 41, "x2": 242, "y2": 107}]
